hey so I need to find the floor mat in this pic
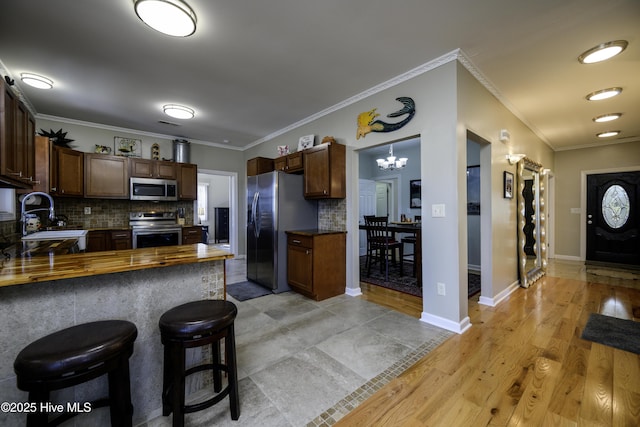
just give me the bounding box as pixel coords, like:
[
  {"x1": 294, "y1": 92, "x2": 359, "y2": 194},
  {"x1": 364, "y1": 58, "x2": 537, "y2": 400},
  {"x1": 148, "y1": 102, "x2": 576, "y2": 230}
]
[
  {"x1": 581, "y1": 313, "x2": 640, "y2": 354},
  {"x1": 227, "y1": 281, "x2": 272, "y2": 301}
]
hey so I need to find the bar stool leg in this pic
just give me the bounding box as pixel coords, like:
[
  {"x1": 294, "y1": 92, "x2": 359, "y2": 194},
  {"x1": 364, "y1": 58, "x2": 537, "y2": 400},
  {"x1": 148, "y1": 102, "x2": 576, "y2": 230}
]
[
  {"x1": 212, "y1": 340, "x2": 222, "y2": 393},
  {"x1": 226, "y1": 325, "x2": 240, "y2": 420},
  {"x1": 108, "y1": 355, "x2": 134, "y2": 427},
  {"x1": 162, "y1": 344, "x2": 173, "y2": 416},
  {"x1": 26, "y1": 389, "x2": 49, "y2": 427},
  {"x1": 169, "y1": 344, "x2": 186, "y2": 427}
]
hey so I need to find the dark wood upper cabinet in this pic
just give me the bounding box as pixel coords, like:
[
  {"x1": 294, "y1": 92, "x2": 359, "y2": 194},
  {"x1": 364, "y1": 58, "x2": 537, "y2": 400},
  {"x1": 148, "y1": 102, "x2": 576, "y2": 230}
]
[
  {"x1": 51, "y1": 145, "x2": 84, "y2": 197},
  {"x1": 84, "y1": 153, "x2": 128, "y2": 198},
  {"x1": 178, "y1": 163, "x2": 197, "y2": 200},
  {"x1": 303, "y1": 142, "x2": 345, "y2": 199},
  {"x1": 130, "y1": 158, "x2": 176, "y2": 179}
]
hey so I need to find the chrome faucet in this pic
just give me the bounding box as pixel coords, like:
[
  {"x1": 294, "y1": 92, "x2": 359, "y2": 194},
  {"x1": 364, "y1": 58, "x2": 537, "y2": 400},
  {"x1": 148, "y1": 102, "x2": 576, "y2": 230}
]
[{"x1": 21, "y1": 192, "x2": 55, "y2": 236}]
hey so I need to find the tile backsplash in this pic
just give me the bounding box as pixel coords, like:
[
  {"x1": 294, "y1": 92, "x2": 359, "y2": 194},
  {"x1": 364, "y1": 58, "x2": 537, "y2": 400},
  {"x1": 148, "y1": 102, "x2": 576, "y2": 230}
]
[{"x1": 318, "y1": 198, "x2": 347, "y2": 231}]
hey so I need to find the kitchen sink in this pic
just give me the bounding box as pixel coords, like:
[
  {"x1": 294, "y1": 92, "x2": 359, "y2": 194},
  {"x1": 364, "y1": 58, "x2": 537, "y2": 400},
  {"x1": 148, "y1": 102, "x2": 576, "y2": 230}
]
[{"x1": 22, "y1": 230, "x2": 89, "y2": 251}]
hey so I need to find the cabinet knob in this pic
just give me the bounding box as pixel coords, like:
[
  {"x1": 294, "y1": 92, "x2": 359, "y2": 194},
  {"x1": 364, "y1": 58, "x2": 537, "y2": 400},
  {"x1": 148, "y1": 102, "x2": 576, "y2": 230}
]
[
  {"x1": 51, "y1": 187, "x2": 57, "y2": 192},
  {"x1": 306, "y1": 250, "x2": 310, "y2": 255}
]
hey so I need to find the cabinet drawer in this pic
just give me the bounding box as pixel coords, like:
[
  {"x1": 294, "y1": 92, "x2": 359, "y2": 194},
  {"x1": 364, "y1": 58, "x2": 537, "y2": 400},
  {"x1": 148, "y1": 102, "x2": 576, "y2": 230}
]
[
  {"x1": 287, "y1": 234, "x2": 313, "y2": 248},
  {"x1": 110, "y1": 230, "x2": 131, "y2": 239}
]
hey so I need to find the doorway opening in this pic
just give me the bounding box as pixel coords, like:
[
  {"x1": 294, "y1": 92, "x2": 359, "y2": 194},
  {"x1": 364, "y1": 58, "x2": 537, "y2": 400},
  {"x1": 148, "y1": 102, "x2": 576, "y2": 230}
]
[
  {"x1": 357, "y1": 136, "x2": 422, "y2": 302},
  {"x1": 466, "y1": 131, "x2": 491, "y2": 301},
  {"x1": 196, "y1": 169, "x2": 238, "y2": 256}
]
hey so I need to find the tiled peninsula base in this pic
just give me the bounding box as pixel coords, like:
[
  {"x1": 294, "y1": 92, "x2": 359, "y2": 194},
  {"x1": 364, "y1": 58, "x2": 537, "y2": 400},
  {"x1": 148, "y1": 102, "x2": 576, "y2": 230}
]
[{"x1": 0, "y1": 260, "x2": 226, "y2": 427}]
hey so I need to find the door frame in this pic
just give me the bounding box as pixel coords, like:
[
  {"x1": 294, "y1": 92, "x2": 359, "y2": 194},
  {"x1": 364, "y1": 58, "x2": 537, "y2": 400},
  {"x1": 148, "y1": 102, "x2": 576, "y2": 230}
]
[{"x1": 580, "y1": 165, "x2": 640, "y2": 260}]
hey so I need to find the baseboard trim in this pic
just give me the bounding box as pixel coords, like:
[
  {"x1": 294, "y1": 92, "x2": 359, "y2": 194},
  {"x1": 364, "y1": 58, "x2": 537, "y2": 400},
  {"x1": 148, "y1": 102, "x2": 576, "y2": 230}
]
[
  {"x1": 420, "y1": 313, "x2": 471, "y2": 334},
  {"x1": 554, "y1": 254, "x2": 582, "y2": 262},
  {"x1": 478, "y1": 280, "x2": 520, "y2": 307},
  {"x1": 345, "y1": 286, "x2": 363, "y2": 297}
]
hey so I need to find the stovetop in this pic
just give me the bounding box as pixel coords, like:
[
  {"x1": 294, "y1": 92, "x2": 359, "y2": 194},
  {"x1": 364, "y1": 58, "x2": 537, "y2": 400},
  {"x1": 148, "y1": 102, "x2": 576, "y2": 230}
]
[{"x1": 129, "y1": 212, "x2": 180, "y2": 228}]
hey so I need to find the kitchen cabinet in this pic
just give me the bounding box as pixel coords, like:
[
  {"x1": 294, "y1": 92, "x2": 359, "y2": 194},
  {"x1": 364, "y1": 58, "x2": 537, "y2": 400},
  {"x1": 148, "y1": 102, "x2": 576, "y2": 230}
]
[
  {"x1": 51, "y1": 145, "x2": 84, "y2": 197},
  {"x1": 178, "y1": 162, "x2": 197, "y2": 200},
  {"x1": 0, "y1": 78, "x2": 35, "y2": 188},
  {"x1": 303, "y1": 142, "x2": 345, "y2": 199},
  {"x1": 182, "y1": 226, "x2": 203, "y2": 245},
  {"x1": 86, "y1": 229, "x2": 132, "y2": 252},
  {"x1": 214, "y1": 207, "x2": 229, "y2": 243},
  {"x1": 247, "y1": 157, "x2": 273, "y2": 176},
  {"x1": 28, "y1": 136, "x2": 51, "y2": 193},
  {"x1": 286, "y1": 231, "x2": 346, "y2": 301},
  {"x1": 130, "y1": 158, "x2": 176, "y2": 179},
  {"x1": 274, "y1": 151, "x2": 303, "y2": 174},
  {"x1": 109, "y1": 229, "x2": 132, "y2": 250},
  {"x1": 84, "y1": 153, "x2": 129, "y2": 198}
]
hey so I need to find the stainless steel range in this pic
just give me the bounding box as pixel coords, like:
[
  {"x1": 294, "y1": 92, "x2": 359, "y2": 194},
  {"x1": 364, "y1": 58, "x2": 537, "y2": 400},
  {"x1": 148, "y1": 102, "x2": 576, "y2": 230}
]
[{"x1": 129, "y1": 211, "x2": 182, "y2": 249}]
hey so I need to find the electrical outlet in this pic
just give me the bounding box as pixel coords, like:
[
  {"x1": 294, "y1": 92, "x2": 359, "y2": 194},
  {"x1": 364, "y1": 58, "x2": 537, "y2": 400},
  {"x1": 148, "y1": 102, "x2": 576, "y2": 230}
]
[
  {"x1": 432, "y1": 204, "x2": 445, "y2": 217},
  {"x1": 437, "y1": 282, "x2": 446, "y2": 296},
  {"x1": 84, "y1": 207, "x2": 91, "y2": 215}
]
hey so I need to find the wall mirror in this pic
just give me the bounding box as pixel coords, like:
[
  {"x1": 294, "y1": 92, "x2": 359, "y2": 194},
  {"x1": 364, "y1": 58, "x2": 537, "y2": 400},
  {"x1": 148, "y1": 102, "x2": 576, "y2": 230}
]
[{"x1": 517, "y1": 157, "x2": 546, "y2": 288}]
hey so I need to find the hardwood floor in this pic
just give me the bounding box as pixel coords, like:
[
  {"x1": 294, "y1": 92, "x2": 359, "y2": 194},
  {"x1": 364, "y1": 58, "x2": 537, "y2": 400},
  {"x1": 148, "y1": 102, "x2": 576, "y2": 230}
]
[{"x1": 341, "y1": 266, "x2": 640, "y2": 426}]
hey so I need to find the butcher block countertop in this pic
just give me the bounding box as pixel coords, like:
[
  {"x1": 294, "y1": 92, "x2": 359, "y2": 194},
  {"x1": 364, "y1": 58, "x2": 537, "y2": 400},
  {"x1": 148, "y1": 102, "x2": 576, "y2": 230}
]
[{"x1": 0, "y1": 243, "x2": 233, "y2": 288}]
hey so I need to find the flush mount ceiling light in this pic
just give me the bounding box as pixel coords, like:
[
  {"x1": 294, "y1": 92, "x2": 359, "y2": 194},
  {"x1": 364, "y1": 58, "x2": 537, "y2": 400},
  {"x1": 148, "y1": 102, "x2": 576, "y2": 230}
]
[
  {"x1": 134, "y1": 0, "x2": 197, "y2": 37},
  {"x1": 578, "y1": 40, "x2": 628, "y2": 64},
  {"x1": 20, "y1": 73, "x2": 53, "y2": 89},
  {"x1": 376, "y1": 144, "x2": 408, "y2": 171},
  {"x1": 597, "y1": 130, "x2": 620, "y2": 138},
  {"x1": 585, "y1": 87, "x2": 622, "y2": 101},
  {"x1": 593, "y1": 113, "x2": 622, "y2": 123},
  {"x1": 163, "y1": 104, "x2": 194, "y2": 119}
]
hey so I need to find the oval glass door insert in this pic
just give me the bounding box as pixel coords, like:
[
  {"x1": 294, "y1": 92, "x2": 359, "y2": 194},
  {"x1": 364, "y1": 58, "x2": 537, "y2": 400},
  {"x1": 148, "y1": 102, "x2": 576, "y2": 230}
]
[{"x1": 602, "y1": 184, "x2": 630, "y2": 229}]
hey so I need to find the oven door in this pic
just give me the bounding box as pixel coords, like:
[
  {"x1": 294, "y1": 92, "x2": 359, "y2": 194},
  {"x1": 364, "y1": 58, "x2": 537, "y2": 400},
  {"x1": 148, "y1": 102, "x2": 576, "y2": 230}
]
[{"x1": 132, "y1": 228, "x2": 182, "y2": 249}]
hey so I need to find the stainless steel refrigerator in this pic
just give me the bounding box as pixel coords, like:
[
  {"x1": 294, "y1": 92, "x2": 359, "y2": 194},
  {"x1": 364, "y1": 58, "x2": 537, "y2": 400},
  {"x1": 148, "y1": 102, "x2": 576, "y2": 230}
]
[{"x1": 247, "y1": 171, "x2": 318, "y2": 292}]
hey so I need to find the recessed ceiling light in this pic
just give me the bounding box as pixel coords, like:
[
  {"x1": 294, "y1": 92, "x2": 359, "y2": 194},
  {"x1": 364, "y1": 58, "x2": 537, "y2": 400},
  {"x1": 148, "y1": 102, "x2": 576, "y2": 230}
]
[
  {"x1": 134, "y1": 0, "x2": 197, "y2": 37},
  {"x1": 593, "y1": 113, "x2": 622, "y2": 123},
  {"x1": 20, "y1": 73, "x2": 53, "y2": 89},
  {"x1": 163, "y1": 104, "x2": 194, "y2": 119},
  {"x1": 585, "y1": 87, "x2": 622, "y2": 101},
  {"x1": 578, "y1": 40, "x2": 628, "y2": 64},
  {"x1": 596, "y1": 130, "x2": 620, "y2": 138}
]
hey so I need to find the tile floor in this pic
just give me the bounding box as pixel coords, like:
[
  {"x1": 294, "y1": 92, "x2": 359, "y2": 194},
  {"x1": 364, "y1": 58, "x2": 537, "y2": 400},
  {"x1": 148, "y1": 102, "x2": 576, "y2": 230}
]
[{"x1": 142, "y1": 258, "x2": 452, "y2": 426}]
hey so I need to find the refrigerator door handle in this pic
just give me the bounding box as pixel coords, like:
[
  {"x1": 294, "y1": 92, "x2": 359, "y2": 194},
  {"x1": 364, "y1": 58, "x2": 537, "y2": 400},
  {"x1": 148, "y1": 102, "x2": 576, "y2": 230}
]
[{"x1": 251, "y1": 191, "x2": 260, "y2": 238}]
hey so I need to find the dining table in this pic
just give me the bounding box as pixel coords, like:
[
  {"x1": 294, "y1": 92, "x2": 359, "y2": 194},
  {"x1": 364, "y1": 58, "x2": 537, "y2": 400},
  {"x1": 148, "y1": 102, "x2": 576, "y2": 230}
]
[{"x1": 359, "y1": 221, "x2": 421, "y2": 286}]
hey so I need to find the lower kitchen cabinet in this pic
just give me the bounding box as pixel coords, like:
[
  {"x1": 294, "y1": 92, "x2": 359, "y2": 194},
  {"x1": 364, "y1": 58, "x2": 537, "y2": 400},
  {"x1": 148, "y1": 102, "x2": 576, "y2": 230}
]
[
  {"x1": 286, "y1": 231, "x2": 346, "y2": 301},
  {"x1": 182, "y1": 226, "x2": 203, "y2": 245},
  {"x1": 86, "y1": 229, "x2": 131, "y2": 252}
]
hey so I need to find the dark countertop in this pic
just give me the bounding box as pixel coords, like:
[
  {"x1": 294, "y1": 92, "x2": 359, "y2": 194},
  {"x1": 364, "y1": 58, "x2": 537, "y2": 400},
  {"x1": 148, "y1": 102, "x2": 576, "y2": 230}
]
[{"x1": 285, "y1": 229, "x2": 347, "y2": 236}]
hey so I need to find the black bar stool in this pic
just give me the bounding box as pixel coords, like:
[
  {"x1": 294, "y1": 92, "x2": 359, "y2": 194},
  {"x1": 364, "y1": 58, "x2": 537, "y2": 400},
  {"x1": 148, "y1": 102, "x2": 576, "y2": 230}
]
[
  {"x1": 159, "y1": 300, "x2": 240, "y2": 427},
  {"x1": 13, "y1": 320, "x2": 138, "y2": 427}
]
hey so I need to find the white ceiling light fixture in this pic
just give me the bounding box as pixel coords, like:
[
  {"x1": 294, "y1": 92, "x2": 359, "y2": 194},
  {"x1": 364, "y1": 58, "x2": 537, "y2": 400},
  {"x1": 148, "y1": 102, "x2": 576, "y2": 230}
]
[
  {"x1": 593, "y1": 113, "x2": 622, "y2": 123},
  {"x1": 596, "y1": 130, "x2": 620, "y2": 138},
  {"x1": 376, "y1": 144, "x2": 408, "y2": 171},
  {"x1": 578, "y1": 40, "x2": 628, "y2": 64},
  {"x1": 20, "y1": 73, "x2": 53, "y2": 89},
  {"x1": 163, "y1": 104, "x2": 194, "y2": 119},
  {"x1": 134, "y1": 0, "x2": 197, "y2": 37},
  {"x1": 585, "y1": 87, "x2": 622, "y2": 101}
]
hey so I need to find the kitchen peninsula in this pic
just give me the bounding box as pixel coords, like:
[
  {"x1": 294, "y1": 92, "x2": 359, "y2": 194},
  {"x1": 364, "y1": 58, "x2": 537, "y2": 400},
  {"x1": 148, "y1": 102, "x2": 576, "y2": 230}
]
[{"x1": 0, "y1": 243, "x2": 233, "y2": 426}]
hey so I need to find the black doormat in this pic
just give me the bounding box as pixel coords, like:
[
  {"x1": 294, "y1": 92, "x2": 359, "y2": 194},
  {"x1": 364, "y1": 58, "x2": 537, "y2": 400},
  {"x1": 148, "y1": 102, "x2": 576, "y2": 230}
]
[
  {"x1": 359, "y1": 256, "x2": 481, "y2": 298},
  {"x1": 581, "y1": 313, "x2": 640, "y2": 355},
  {"x1": 227, "y1": 281, "x2": 272, "y2": 301}
]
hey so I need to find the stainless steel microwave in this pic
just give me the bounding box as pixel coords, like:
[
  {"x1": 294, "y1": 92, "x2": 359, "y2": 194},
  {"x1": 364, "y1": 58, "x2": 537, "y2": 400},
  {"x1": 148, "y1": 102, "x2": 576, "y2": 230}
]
[{"x1": 130, "y1": 177, "x2": 178, "y2": 201}]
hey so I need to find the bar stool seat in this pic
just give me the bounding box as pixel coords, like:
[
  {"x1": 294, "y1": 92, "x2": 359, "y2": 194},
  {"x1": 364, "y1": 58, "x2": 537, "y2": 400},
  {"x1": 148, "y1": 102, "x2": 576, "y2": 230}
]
[
  {"x1": 14, "y1": 320, "x2": 138, "y2": 427},
  {"x1": 159, "y1": 300, "x2": 240, "y2": 427}
]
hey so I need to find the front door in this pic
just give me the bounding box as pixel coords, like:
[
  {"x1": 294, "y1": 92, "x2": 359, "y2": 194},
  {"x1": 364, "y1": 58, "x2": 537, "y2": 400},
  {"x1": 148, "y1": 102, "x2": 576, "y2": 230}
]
[{"x1": 586, "y1": 171, "x2": 640, "y2": 266}]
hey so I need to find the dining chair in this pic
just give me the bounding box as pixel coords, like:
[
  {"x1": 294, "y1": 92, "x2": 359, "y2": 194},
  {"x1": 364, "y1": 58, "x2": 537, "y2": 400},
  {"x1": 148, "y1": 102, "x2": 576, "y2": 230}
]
[
  {"x1": 401, "y1": 215, "x2": 420, "y2": 277},
  {"x1": 364, "y1": 215, "x2": 403, "y2": 277}
]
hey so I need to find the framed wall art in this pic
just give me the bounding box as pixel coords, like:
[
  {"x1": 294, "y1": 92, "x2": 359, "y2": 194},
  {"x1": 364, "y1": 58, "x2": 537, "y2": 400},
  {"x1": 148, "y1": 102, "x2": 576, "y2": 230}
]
[
  {"x1": 467, "y1": 165, "x2": 480, "y2": 214},
  {"x1": 410, "y1": 180, "x2": 421, "y2": 208},
  {"x1": 114, "y1": 136, "x2": 142, "y2": 157},
  {"x1": 297, "y1": 135, "x2": 314, "y2": 151},
  {"x1": 504, "y1": 171, "x2": 514, "y2": 199}
]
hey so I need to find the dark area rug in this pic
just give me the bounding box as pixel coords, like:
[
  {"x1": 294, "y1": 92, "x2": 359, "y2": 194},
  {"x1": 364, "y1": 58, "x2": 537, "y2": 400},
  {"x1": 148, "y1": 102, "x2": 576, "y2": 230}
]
[
  {"x1": 227, "y1": 281, "x2": 272, "y2": 301},
  {"x1": 581, "y1": 313, "x2": 640, "y2": 354},
  {"x1": 359, "y1": 256, "x2": 481, "y2": 298}
]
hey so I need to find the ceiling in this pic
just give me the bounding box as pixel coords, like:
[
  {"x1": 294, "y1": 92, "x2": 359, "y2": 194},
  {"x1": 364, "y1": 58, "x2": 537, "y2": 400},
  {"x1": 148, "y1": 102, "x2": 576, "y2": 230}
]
[{"x1": 0, "y1": 0, "x2": 638, "y2": 152}]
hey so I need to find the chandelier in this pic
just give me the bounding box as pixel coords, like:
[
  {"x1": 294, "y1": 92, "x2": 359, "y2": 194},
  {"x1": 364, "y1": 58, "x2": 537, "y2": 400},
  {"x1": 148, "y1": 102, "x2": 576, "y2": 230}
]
[{"x1": 376, "y1": 144, "x2": 408, "y2": 170}]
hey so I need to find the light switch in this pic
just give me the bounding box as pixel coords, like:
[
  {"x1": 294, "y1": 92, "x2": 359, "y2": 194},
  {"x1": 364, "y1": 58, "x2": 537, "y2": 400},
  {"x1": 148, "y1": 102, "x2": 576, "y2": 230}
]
[{"x1": 431, "y1": 204, "x2": 445, "y2": 218}]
